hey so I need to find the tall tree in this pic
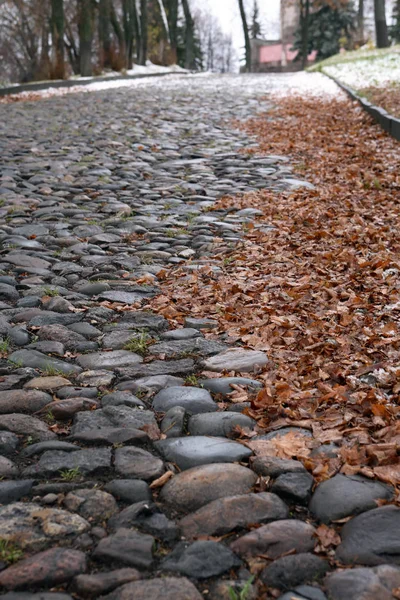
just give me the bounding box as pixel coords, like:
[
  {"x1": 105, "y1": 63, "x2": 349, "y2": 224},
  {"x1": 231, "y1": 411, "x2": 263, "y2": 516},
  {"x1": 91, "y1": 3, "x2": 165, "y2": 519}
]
[
  {"x1": 138, "y1": 0, "x2": 147, "y2": 64},
  {"x1": 181, "y1": 0, "x2": 195, "y2": 69},
  {"x1": 299, "y1": 0, "x2": 310, "y2": 70},
  {"x1": 238, "y1": 0, "x2": 251, "y2": 71},
  {"x1": 51, "y1": 0, "x2": 65, "y2": 78},
  {"x1": 357, "y1": 0, "x2": 364, "y2": 43},
  {"x1": 374, "y1": 0, "x2": 389, "y2": 47},
  {"x1": 391, "y1": 0, "x2": 400, "y2": 42},
  {"x1": 250, "y1": 0, "x2": 262, "y2": 39},
  {"x1": 98, "y1": 0, "x2": 111, "y2": 68},
  {"x1": 166, "y1": 0, "x2": 178, "y2": 62},
  {"x1": 79, "y1": 0, "x2": 94, "y2": 75}
]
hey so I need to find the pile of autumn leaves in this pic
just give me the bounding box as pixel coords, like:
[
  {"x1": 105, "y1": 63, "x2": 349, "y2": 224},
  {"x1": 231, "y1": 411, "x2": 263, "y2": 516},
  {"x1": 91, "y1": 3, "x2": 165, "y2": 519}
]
[{"x1": 150, "y1": 94, "x2": 400, "y2": 492}]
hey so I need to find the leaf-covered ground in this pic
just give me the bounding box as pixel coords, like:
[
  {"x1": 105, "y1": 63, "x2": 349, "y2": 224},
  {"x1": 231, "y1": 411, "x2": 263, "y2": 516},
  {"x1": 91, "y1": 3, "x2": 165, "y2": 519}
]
[
  {"x1": 150, "y1": 94, "x2": 400, "y2": 490},
  {"x1": 360, "y1": 84, "x2": 400, "y2": 119}
]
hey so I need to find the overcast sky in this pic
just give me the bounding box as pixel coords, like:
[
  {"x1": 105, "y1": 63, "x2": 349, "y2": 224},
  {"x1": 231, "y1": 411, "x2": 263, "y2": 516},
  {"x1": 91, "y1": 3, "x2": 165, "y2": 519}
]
[{"x1": 192, "y1": 0, "x2": 281, "y2": 57}]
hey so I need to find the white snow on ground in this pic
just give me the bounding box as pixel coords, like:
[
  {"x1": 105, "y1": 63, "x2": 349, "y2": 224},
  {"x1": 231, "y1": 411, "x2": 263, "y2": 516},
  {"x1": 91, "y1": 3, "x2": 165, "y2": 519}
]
[
  {"x1": 1, "y1": 71, "x2": 344, "y2": 103},
  {"x1": 324, "y1": 52, "x2": 400, "y2": 89}
]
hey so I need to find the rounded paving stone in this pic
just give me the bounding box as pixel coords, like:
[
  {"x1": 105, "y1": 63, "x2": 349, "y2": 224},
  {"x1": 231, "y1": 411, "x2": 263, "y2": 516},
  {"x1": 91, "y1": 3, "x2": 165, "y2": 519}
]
[
  {"x1": 230, "y1": 519, "x2": 316, "y2": 558},
  {"x1": 160, "y1": 463, "x2": 257, "y2": 512},
  {"x1": 179, "y1": 492, "x2": 289, "y2": 539},
  {"x1": 336, "y1": 505, "x2": 400, "y2": 566},
  {"x1": 261, "y1": 553, "x2": 330, "y2": 590},
  {"x1": 155, "y1": 435, "x2": 252, "y2": 470},
  {"x1": 0, "y1": 548, "x2": 87, "y2": 590},
  {"x1": 152, "y1": 386, "x2": 217, "y2": 414},
  {"x1": 309, "y1": 474, "x2": 394, "y2": 523},
  {"x1": 161, "y1": 540, "x2": 241, "y2": 579},
  {"x1": 99, "y1": 577, "x2": 203, "y2": 600}
]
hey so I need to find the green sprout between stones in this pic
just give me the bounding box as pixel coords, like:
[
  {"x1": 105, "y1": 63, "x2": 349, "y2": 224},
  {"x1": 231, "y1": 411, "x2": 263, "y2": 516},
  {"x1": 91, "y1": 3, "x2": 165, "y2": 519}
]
[
  {"x1": 59, "y1": 467, "x2": 81, "y2": 481},
  {"x1": 185, "y1": 374, "x2": 201, "y2": 386},
  {"x1": 124, "y1": 332, "x2": 153, "y2": 355},
  {"x1": 0, "y1": 337, "x2": 10, "y2": 354},
  {"x1": 0, "y1": 539, "x2": 24, "y2": 564},
  {"x1": 43, "y1": 364, "x2": 65, "y2": 377},
  {"x1": 41, "y1": 286, "x2": 59, "y2": 296},
  {"x1": 228, "y1": 576, "x2": 255, "y2": 600}
]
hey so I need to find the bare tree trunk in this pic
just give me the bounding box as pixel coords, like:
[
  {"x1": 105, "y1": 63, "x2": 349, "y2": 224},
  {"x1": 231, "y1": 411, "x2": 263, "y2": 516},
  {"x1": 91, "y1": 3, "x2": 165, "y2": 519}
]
[
  {"x1": 138, "y1": 0, "x2": 147, "y2": 65},
  {"x1": 374, "y1": 0, "x2": 389, "y2": 47},
  {"x1": 300, "y1": 0, "x2": 310, "y2": 70},
  {"x1": 166, "y1": 0, "x2": 178, "y2": 62},
  {"x1": 238, "y1": 0, "x2": 251, "y2": 72},
  {"x1": 99, "y1": 0, "x2": 111, "y2": 68},
  {"x1": 358, "y1": 0, "x2": 364, "y2": 43},
  {"x1": 51, "y1": 0, "x2": 65, "y2": 78},
  {"x1": 79, "y1": 0, "x2": 93, "y2": 76},
  {"x1": 181, "y1": 0, "x2": 194, "y2": 69},
  {"x1": 110, "y1": 1, "x2": 126, "y2": 61}
]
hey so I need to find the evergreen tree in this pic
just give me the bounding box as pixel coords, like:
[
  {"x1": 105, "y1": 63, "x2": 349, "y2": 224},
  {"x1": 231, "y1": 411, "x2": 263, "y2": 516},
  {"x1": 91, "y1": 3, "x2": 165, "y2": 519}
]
[
  {"x1": 293, "y1": 1, "x2": 356, "y2": 63},
  {"x1": 391, "y1": 0, "x2": 400, "y2": 42}
]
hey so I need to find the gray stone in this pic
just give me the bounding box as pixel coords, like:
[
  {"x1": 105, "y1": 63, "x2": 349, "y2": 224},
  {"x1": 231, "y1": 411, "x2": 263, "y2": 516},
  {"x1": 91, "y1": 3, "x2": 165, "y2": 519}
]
[
  {"x1": 201, "y1": 377, "x2": 263, "y2": 396},
  {"x1": 72, "y1": 568, "x2": 141, "y2": 597},
  {"x1": 119, "y1": 311, "x2": 168, "y2": 331},
  {"x1": 56, "y1": 386, "x2": 98, "y2": 399},
  {"x1": 278, "y1": 586, "x2": 327, "y2": 600},
  {"x1": 201, "y1": 348, "x2": 268, "y2": 372},
  {"x1": 114, "y1": 446, "x2": 165, "y2": 480},
  {"x1": 0, "y1": 547, "x2": 87, "y2": 591},
  {"x1": 63, "y1": 489, "x2": 118, "y2": 522},
  {"x1": 98, "y1": 291, "x2": 146, "y2": 304},
  {"x1": 0, "y1": 480, "x2": 34, "y2": 504},
  {"x1": 75, "y1": 370, "x2": 115, "y2": 387},
  {"x1": 252, "y1": 456, "x2": 307, "y2": 477},
  {"x1": 309, "y1": 474, "x2": 394, "y2": 523},
  {"x1": 0, "y1": 502, "x2": 90, "y2": 550},
  {"x1": 77, "y1": 350, "x2": 143, "y2": 371},
  {"x1": 108, "y1": 500, "x2": 178, "y2": 542},
  {"x1": 271, "y1": 472, "x2": 315, "y2": 504},
  {"x1": 21, "y1": 441, "x2": 80, "y2": 457},
  {"x1": 93, "y1": 528, "x2": 154, "y2": 569},
  {"x1": 180, "y1": 492, "x2": 289, "y2": 539},
  {"x1": 101, "y1": 391, "x2": 145, "y2": 408},
  {"x1": 8, "y1": 350, "x2": 81, "y2": 375},
  {"x1": 336, "y1": 505, "x2": 400, "y2": 565},
  {"x1": 118, "y1": 358, "x2": 195, "y2": 378},
  {"x1": 0, "y1": 390, "x2": 52, "y2": 414},
  {"x1": 149, "y1": 337, "x2": 227, "y2": 357},
  {"x1": 325, "y1": 566, "x2": 400, "y2": 600},
  {"x1": 99, "y1": 577, "x2": 203, "y2": 600},
  {"x1": 161, "y1": 406, "x2": 186, "y2": 437},
  {"x1": 152, "y1": 386, "x2": 217, "y2": 414},
  {"x1": 188, "y1": 411, "x2": 255, "y2": 436},
  {"x1": 68, "y1": 427, "x2": 149, "y2": 446},
  {"x1": 161, "y1": 328, "x2": 201, "y2": 340},
  {"x1": 116, "y1": 375, "x2": 185, "y2": 393},
  {"x1": 0, "y1": 413, "x2": 56, "y2": 441},
  {"x1": 230, "y1": 519, "x2": 316, "y2": 558},
  {"x1": 37, "y1": 324, "x2": 88, "y2": 351},
  {"x1": 23, "y1": 448, "x2": 112, "y2": 478},
  {"x1": 184, "y1": 318, "x2": 218, "y2": 330},
  {"x1": 79, "y1": 282, "x2": 111, "y2": 296},
  {"x1": 105, "y1": 479, "x2": 151, "y2": 504},
  {"x1": 261, "y1": 553, "x2": 329, "y2": 590},
  {"x1": 160, "y1": 463, "x2": 257, "y2": 512},
  {"x1": 0, "y1": 431, "x2": 20, "y2": 455},
  {"x1": 155, "y1": 435, "x2": 252, "y2": 470},
  {"x1": 161, "y1": 540, "x2": 241, "y2": 579}
]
